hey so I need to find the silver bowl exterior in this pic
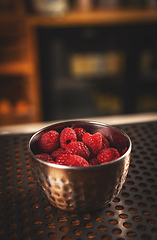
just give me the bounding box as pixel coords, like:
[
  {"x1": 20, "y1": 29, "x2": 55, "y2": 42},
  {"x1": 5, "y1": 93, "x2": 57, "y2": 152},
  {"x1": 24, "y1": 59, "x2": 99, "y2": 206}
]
[{"x1": 28, "y1": 121, "x2": 131, "y2": 213}]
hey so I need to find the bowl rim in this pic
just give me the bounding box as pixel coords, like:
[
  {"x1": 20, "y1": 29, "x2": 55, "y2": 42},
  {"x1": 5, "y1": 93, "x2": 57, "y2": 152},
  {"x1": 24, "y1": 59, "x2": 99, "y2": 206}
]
[{"x1": 28, "y1": 120, "x2": 132, "y2": 170}]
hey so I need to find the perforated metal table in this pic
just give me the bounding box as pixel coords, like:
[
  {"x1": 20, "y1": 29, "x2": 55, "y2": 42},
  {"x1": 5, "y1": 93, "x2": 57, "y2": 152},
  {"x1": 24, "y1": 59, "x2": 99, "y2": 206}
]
[{"x1": 0, "y1": 121, "x2": 157, "y2": 240}]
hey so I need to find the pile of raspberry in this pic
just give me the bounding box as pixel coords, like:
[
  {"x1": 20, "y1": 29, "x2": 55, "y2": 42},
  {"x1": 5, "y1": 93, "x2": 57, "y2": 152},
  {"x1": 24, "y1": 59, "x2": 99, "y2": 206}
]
[{"x1": 36, "y1": 126, "x2": 127, "y2": 167}]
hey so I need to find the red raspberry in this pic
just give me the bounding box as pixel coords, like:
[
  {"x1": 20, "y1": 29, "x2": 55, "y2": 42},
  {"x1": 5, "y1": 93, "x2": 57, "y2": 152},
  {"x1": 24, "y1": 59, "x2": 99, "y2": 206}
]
[
  {"x1": 36, "y1": 153, "x2": 56, "y2": 163},
  {"x1": 60, "y1": 127, "x2": 77, "y2": 148},
  {"x1": 38, "y1": 130, "x2": 59, "y2": 153},
  {"x1": 65, "y1": 141, "x2": 90, "y2": 160},
  {"x1": 82, "y1": 132, "x2": 102, "y2": 156},
  {"x1": 56, "y1": 154, "x2": 89, "y2": 166},
  {"x1": 102, "y1": 135, "x2": 110, "y2": 148},
  {"x1": 97, "y1": 148, "x2": 120, "y2": 164},
  {"x1": 51, "y1": 148, "x2": 65, "y2": 159},
  {"x1": 89, "y1": 157, "x2": 99, "y2": 166},
  {"x1": 56, "y1": 153, "x2": 71, "y2": 165},
  {"x1": 73, "y1": 128, "x2": 86, "y2": 141},
  {"x1": 67, "y1": 155, "x2": 89, "y2": 167}
]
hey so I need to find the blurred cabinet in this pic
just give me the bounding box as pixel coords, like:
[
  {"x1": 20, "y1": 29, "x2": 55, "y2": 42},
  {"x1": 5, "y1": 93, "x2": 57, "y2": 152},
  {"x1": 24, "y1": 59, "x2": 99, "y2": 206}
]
[
  {"x1": 25, "y1": 3, "x2": 157, "y2": 121},
  {"x1": 0, "y1": 0, "x2": 42, "y2": 125},
  {"x1": 36, "y1": 21, "x2": 157, "y2": 120}
]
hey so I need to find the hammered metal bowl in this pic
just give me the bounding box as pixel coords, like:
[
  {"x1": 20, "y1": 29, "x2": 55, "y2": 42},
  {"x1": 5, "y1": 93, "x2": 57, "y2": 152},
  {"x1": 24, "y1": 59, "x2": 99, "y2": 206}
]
[{"x1": 28, "y1": 120, "x2": 132, "y2": 213}]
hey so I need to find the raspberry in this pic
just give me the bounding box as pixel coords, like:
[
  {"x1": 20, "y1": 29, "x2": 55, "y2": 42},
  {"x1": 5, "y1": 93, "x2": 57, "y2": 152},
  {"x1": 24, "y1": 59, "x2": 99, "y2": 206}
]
[
  {"x1": 102, "y1": 135, "x2": 110, "y2": 148},
  {"x1": 97, "y1": 148, "x2": 120, "y2": 164},
  {"x1": 38, "y1": 130, "x2": 59, "y2": 153},
  {"x1": 82, "y1": 132, "x2": 102, "y2": 156},
  {"x1": 60, "y1": 127, "x2": 77, "y2": 148},
  {"x1": 67, "y1": 155, "x2": 89, "y2": 167},
  {"x1": 55, "y1": 154, "x2": 89, "y2": 166},
  {"x1": 65, "y1": 141, "x2": 90, "y2": 160},
  {"x1": 36, "y1": 153, "x2": 55, "y2": 163},
  {"x1": 56, "y1": 153, "x2": 71, "y2": 165},
  {"x1": 73, "y1": 128, "x2": 86, "y2": 141},
  {"x1": 51, "y1": 148, "x2": 65, "y2": 159},
  {"x1": 89, "y1": 157, "x2": 99, "y2": 166}
]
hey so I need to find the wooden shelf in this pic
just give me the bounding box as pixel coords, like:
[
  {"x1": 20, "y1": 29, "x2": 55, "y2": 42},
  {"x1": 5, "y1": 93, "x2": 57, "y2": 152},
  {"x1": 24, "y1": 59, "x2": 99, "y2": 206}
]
[
  {"x1": 0, "y1": 0, "x2": 42, "y2": 126},
  {"x1": 0, "y1": 61, "x2": 33, "y2": 75},
  {"x1": 27, "y1": 8, "x2": 157, "y2": 27},
  {"x1": 0, "y1": 113, "x2": 33, "y2": 126}
]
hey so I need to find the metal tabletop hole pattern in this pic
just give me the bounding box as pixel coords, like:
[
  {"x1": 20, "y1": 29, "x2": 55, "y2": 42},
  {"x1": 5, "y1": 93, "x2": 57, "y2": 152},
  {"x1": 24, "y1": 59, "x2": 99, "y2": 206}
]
[{"x1": 0, "y1": 121, "x2": 157, "y2": 240}]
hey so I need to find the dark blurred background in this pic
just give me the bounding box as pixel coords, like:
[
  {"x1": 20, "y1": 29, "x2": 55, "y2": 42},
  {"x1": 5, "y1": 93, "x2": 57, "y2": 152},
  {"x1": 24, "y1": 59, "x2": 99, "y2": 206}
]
[{"x1": 0, "y1": 0, "x2": 157, "y2": 125}]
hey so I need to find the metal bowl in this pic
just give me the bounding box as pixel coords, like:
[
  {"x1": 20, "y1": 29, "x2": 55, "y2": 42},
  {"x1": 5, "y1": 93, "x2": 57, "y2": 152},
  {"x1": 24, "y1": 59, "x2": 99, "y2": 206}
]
[{"x1": 28, "y1": 120, "x2": 132, "y2": 213}]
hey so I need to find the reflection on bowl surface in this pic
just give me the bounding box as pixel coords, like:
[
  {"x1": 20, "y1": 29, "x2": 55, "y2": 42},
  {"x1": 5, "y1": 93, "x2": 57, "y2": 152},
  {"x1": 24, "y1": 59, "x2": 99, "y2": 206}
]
[{"x1": 28, "y1": 120, "x2": 132, "y2": 213}]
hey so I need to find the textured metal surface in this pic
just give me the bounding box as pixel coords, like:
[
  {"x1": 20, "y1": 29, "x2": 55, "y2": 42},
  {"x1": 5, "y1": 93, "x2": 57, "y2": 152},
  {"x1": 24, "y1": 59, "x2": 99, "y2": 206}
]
[
  {"x1": 0, "y1": 121, "x2": 156, "y2": 240},
  {"x1": 28, "y1": 121, "x2": 131, "y2": 213}
]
